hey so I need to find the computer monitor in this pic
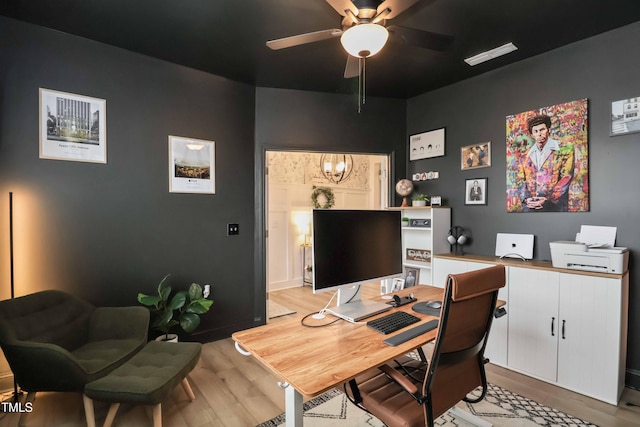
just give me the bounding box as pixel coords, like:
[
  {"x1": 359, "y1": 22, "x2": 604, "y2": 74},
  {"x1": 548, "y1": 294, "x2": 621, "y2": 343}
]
[{"x1": 311, "y1": 209, "x2": 403, "y2": 321}]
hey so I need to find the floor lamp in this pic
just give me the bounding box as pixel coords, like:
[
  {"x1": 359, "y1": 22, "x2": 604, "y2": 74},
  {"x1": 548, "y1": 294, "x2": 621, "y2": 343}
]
[{"x1": 8, "y1": 192, "x2": 22, "y2": 402}]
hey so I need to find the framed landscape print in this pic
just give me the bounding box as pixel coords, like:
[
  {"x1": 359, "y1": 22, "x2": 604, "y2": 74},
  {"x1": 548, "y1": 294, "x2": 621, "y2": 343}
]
[
  {"x1": 169, "y1": 135, "x2": 216, "y2": 194},
  {"x1": 611, "y1": 96, "x2": 640, "y2": 136},
  {"x1": 39, "y1": 88, "x2": 106, "y2": 163}
]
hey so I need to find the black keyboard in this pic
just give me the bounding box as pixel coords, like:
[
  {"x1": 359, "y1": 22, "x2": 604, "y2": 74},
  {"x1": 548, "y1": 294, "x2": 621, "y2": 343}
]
[{"x1": 366, "y1": 311, "x2": 420, "y2": 335}]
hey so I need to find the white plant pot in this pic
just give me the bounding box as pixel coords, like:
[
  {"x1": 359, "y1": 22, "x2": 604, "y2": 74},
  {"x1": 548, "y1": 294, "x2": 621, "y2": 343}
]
[
  {"x1": 155, "y1": 333, "x2": 179, "y2": 343},
  {"x1": 412, "y1": 200, "x2": 427, "y2": 207}
]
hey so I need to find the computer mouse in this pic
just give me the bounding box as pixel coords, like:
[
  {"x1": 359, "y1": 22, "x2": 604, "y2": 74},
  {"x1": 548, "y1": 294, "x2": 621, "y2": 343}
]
[{"x1": 426, "y1": 301, "x2": 442, "y2": 309}]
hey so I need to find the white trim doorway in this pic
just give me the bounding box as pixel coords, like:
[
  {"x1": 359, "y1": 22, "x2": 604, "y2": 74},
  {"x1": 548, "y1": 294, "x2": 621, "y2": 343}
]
[{"x1": 265, "y1": 151, "x2": 390, "y2": 297}]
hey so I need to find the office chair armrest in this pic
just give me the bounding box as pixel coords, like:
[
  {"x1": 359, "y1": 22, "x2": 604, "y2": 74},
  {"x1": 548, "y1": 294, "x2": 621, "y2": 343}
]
[{"x1": 379, "y1": 364, "x2": 419, "y2": 395}]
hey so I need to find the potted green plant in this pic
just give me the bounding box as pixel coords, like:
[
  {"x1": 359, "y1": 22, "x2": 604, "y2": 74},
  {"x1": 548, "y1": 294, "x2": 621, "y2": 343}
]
[
  {"x1": 401, "y1": 217, "x2": 410, "y2": 227},
  {"x1": 412, "y1": 194, "x2": 429, "y2": 207},
  {"x1": 137, "y1": 274, "x2": 213, "y2": 342}
]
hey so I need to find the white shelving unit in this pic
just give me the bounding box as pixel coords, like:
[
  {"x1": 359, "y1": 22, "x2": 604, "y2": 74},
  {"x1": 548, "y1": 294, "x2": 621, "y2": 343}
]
[{"x1": 389, "y1": 206, "x2": 451, "y2": 286}]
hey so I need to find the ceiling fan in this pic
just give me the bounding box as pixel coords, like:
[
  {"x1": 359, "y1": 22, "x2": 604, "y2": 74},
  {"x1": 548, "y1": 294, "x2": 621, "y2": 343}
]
[{"x1": 266, "y1": 0, "x2": 453, "y2": 79}]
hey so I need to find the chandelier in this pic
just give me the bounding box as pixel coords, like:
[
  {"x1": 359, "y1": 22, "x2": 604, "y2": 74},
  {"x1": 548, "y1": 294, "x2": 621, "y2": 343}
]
[{"x1": 320, "y1": 154, "x2": 354, "y2": 184}]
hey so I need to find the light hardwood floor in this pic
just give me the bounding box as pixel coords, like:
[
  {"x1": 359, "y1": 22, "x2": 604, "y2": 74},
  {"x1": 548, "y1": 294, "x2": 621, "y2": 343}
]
[{"x1": 1, "y1": 283, "x2": 640, "y2": 427}]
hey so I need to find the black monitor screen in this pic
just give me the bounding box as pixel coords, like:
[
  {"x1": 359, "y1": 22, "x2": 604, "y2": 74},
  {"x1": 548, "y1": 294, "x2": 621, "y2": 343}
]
[{"x1": 312, "y1": 209, "x2": 402, "y2": 293}]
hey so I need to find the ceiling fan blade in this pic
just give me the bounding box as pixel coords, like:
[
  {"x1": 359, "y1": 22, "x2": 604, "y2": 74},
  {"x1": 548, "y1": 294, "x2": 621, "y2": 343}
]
[
  {"x1": 344, "y1": 55, "x2": 359, "y2": 78},
  {"x1": 387, "y1": 25, "x2": 453, "y2": 51},
  {"x1": 325, "y1": 0, "x2": 359, "y2": 17},
  {"x1": 266, "y1": 29, "x2": 343, "y2": 50},
  {"x1": 378, "y1": 0, "x2": 421, "y2": 20}
]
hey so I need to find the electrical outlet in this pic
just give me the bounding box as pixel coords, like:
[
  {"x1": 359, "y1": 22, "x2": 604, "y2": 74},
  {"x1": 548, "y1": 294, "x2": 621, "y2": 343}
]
[
  {"x1": 227, "y1": 223, "x2": 239, "y2": 235},
  {"x1": 203, "y1": 284, "x2": 211, "y2": 298}
]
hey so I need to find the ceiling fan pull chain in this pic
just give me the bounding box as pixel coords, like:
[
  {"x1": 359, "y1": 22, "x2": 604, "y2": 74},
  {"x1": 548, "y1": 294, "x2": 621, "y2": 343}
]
[
  {"x1": 358, "y1": 57, "x2": 363, "y2": 113},
  {"x1": 362, "y1": 56, "x2": 366, "y2": 106}
]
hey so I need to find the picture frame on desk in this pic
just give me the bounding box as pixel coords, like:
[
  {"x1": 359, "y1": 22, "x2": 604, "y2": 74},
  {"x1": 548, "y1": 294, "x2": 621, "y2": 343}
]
[
  {"x1": 391, "y1": 278, "x2": 405, "y2": 292},
  {"x1": 403, "y1": 267, "x2": 419, "y2": 287}
]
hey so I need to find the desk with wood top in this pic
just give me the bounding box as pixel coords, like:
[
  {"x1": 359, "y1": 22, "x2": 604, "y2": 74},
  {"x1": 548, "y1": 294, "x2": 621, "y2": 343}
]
[{"x1": 233, "y1": 285, "x2": 502, "y2": 426}]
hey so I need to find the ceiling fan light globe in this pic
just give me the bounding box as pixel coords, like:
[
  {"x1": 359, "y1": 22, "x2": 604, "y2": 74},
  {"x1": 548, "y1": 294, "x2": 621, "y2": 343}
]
[{"x1": 340, "y1": 23, "x2": 389, "y2": 58}]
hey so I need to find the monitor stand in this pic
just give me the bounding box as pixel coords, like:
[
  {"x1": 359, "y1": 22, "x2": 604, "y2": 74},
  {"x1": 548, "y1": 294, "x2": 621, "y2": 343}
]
[{"x1": 325, "y1": 285, "x2": 391, "y2": 322}]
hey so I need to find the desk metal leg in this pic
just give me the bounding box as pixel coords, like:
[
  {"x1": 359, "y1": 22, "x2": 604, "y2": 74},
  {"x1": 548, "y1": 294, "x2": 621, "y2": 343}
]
[
  {"x1": 235, "y1": 341, "x2": 304, "y2": 426},
  {"x1": 284, "y1": 384, "x2": 303, "y2": 427},
  {"x1": 449, "y1": 407, "x2": 493, "y2": 427}
]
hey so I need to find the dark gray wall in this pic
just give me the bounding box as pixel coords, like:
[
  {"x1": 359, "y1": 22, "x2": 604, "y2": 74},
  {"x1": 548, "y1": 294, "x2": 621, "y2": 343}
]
[
  {"x1": 253, "y1": 87, "x2": 407, "y2": 322},
  {"x1": 407, "y1": 21, "x2": 640, "y2": 386},
  {"x1": 0, "y1": 17, "x2": 256, "y2": 341},
  {"x1": 0, "y1": 17, "x2": 407, "y2": 343}
]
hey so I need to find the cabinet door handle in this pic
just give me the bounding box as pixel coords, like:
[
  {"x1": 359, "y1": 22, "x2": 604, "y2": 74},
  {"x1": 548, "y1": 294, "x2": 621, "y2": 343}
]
[
  {"x1": 562, "y1": 320, "x2": 566, "y2": 340},
  {"x1": 551, "y1": 317, "x2": 555, "y2": 336}
]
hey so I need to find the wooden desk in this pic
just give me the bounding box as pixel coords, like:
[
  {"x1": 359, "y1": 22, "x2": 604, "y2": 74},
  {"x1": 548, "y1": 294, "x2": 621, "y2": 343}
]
[{"x1": 232, "y1": 286, "x2": 444, "y2": 426}]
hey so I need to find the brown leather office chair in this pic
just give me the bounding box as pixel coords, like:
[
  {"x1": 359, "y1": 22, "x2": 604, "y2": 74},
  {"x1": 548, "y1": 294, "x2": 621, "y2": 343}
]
[{"x1": 346, "y1": 265, "x2": 505, "y2": 427}]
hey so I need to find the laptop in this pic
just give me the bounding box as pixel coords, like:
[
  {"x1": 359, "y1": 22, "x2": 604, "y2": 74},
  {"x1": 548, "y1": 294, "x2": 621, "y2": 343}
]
[{"x1": 495, "y1": 233, "x2": 534, "y2": 260}]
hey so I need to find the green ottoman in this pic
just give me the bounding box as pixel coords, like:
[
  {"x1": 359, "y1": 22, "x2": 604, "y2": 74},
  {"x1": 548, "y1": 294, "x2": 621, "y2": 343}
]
[{"x1": 83, "y1": 341, "x2": 201, "y2": 427}]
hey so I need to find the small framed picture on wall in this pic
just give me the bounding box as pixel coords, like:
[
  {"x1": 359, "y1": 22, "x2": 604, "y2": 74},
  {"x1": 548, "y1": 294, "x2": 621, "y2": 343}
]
[
  {"x1": 460, "y1": 142, "x2": 491, "y2": 170},
  {"x1": 409, "y1": 128, "x2": 445, "y2": 160},
  {"x1": 611, "y1": 96, "x2": 640, "y2": 136},
  {"x1": 465, "y1": 178, "x2": 487, "y2": 205}
]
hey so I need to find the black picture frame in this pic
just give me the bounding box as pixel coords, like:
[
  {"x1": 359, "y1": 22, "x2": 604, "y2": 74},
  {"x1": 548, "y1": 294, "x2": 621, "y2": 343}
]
[{"x1": 465, "y1": 178, "x2": 487, "y2": 205}]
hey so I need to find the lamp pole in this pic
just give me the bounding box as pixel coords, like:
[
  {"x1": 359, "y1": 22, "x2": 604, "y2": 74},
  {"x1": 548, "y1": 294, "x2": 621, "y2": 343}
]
[{"x1": 8, "y1": 192, "x2": 22, "y2": 402}]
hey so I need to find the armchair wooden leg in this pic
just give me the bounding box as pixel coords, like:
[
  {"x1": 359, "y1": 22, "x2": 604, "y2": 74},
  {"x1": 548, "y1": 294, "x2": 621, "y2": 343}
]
[
  {"x1": 82, "y1": 395, "x2": 96, "y2": 427},
  {"x1": 103, "y1": 403, "x2": 120, "y2": 427},
  {"x1": 181, "y1": 377, "x2": 195, "y2": 401},
  {"x1": 152, "y1": 403, "x2": 162, "y2": 427}
]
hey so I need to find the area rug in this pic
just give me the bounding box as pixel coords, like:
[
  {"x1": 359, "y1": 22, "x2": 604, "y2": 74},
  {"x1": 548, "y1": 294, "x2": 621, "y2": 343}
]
[
  {"x1": 256, "y1": 384, "x2": 597, "y2": 427},
  {"x1": 268, "y1": 300, "x2": 296, "y2": 319}
]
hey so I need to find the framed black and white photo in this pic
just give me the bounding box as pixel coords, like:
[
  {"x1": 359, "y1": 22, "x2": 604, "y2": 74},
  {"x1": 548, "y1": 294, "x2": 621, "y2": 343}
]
[
  {"x1": 611, "y1": 96, "x2": 640, "y2": 136},
  {"x1": 39, "y1": 88, "x2": 106, "y2": 163},
  {"x1": 169, "y1": 135, "x2": 216, "y2": 194},
  {"x1": 403, "y1": 267, "x2": 419, "y2": 287},
  {"x1": 461, "y1": 142, "x2": 491, "y2": 170},
  {"x1": 409, "y1": 128, "x2": 445, "y2": 160},
  {"x1": 391, "y1": 278, "x2": 405, "y2": 292},
  {"x1": 465, "y1": 178, "x2": 487, "y2": 205}
]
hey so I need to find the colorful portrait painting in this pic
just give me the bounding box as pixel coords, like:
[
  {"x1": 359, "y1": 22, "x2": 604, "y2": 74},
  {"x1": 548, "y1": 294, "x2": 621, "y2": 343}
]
[{"x1": 506, "y1": 99, "x2": 589, "y2": 212}]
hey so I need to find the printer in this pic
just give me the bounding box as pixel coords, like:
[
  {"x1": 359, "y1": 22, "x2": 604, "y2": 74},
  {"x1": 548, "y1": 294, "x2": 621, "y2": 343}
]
[{"x1": 549, "y1": 241, "x2": 629, "y2": 274}]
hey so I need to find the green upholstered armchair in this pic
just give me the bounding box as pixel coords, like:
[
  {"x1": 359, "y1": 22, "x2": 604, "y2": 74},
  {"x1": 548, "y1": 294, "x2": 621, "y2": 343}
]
[{"x1": 0, "y1": 290, "x2": 149, "y2": 397}]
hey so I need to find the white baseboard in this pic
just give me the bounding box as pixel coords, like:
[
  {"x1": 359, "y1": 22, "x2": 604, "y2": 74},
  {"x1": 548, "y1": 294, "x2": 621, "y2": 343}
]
[{"x1": 268, "y1": 278, "x2": 303, "y2": 292}]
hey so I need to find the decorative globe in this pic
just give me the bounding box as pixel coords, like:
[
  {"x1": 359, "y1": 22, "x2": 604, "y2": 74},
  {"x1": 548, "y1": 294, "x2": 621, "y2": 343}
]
[{"x1": 395, "y1": 179, "x2": 414, "y2": 207}]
